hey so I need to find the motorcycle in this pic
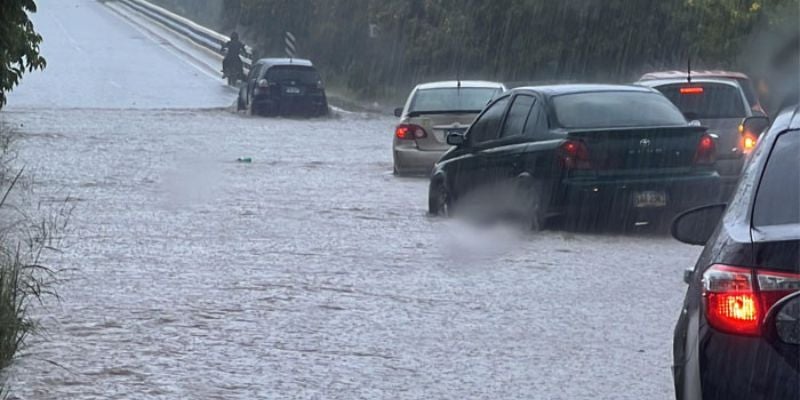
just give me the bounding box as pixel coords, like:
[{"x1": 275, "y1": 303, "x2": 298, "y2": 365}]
[{"x1": 221, "y1": 49, "x2": 245, "y2": 86}]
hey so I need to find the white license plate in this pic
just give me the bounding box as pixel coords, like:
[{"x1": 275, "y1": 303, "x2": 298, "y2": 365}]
[
  {"x1": 285, "y1": 87, "x2": 301, "y2": 94},
  {"x1": 634, "y1": 191, "x2": 667, "y2": 208}
]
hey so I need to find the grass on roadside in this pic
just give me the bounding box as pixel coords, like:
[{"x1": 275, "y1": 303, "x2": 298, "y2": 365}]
[{"x1": 0, "y1": 121, "x2": 68, "y2": 388}]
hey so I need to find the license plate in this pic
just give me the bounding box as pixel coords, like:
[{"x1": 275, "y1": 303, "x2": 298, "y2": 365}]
[
  {"x1": 633, "y1": 191, "x2": 667, "y2": 208},
  {"x1": 285, "y1": 87, "x2": 301, "y2": 94}
]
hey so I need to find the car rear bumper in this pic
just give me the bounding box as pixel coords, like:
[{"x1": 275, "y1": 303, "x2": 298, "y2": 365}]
[
  {"x1": 253, "y1": 94, "x2": 328, "y2": 115},
  {"x1": 393, "y1": 146, "x2": 446, "y2": 176},
  {"x1": 554, "y1": 172, "x2": 721, "y2": 216},
  {"x1": 680, "y1": 331, "x2": 800, "y2": 400}
]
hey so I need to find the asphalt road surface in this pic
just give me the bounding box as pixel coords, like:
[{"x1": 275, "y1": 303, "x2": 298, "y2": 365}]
[{"x1": 2, "y1": 0, "x2": 702, "y2": 398}]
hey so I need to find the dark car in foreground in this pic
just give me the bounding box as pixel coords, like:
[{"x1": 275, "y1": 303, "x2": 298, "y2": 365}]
[
  {"x1": 428, "y1": 84, "x2": 721, "y2": 229},
  {"x1": 638, "y1": 75, "x2": 764, "y2": 199},
  {"x1": 237, "y1": 58, "x2": 328, "y2": 117},
  {"x1": 669, "y1": 106, "x2": 797, "y2": 400}
]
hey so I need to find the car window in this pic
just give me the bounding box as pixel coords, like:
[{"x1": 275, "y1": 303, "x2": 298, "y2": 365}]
[
  {"x1": 469, "y1": 96, "x2": 510, "y2": 144},
  {"x1": 500, "y1": 95, "x2": 535, "y2": 138},
  {"x1": 409, "y1": 87, "x2": 501, "y2": 113},
  {"x1": 552, "y1": 91, "x2": 686, "y2": 129},
  {"x1": 753, "y1": 130, "x2": 800, "y2": 227},
  {"x1": 656, "y1": 83, "x2": 748, "y2": 119},
  {"x1": 524, "y1": 100, "x2": 549, "y2": 139},
  {"x1": 734, "y1": 78, "x2": 759, "y2": 108},
  {"x1": 266, "y1": 66, "x2": 321, "y2": 84}
]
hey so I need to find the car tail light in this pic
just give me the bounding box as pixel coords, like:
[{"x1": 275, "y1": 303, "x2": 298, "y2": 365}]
[
  {"x1": 395, "y1": 124, "x2": 427, "y2": 140},
  {"x1": 558, "y1": 140, "x2": 591, "y2": 170},
  {"x1": 742, "y1": 134, "x2": 757, "y2": 153},
  {"x1": 693, "y1": 134, "x2": 716, "y2": 165},
  {"x1": 255, "y1": 79, "x2": 270, "y2": 94},
  {"x1": 703, "y1": 265, "x2": 800, "y2": 336},
  {"x1": 680, "y1": 87, "x2": 705, "y2": 95}
]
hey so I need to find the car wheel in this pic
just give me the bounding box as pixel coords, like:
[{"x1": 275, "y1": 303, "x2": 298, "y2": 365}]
[
  {"x1": 428, "y1": 180, "x2": 451, "y2": 217},
  {"x1": 516, "y1": 176, "x2": 549, "y2": 231}
]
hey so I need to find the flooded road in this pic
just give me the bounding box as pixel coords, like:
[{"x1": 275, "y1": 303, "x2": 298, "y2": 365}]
[{"x1": 2, "y1": 1, "x2": 702, "y2": 399}]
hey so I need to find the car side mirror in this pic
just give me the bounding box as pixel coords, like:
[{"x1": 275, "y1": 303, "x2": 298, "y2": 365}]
[
  {"x1": 740, "y1": 116, "x2": 770, "y2": 138},
  {"x1": 766, "y1": 292, "x2": 800, "y2": 345},
  {"x1": 394, "y1": 107, "x2": 403, "y2": 118},
  {"x1": 671, "y1": 204, "x2": 727, "y2": 246},
  {"x1": 446, "y1": 132, "x2": 466, "y2": 146}
]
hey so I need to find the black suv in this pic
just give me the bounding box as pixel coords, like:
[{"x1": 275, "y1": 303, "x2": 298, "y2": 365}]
[
  {"x1": 670, "y1": 107, "x2": 797, "y2": 399},
  {"x1": 238, "y1": 58, "x2": 328, "y2": 117}
]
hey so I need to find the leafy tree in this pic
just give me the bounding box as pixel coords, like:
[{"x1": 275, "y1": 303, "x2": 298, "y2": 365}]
[
  {"x1": 154, "y1": 0, "x2": 798, "y2": 101},
  {"x1": 0, "y1": 0, "x2": 46, "y2": 110}
]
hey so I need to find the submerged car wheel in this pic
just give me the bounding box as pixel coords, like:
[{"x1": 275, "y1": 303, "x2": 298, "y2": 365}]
[
  {"x1": 428, "y1": 180, "x2": 451, "y2": 217},
  {"x1": 249, "y1": 102, "x2": 260, "y2": 117},
  {"x1": 514, "y1": 175, "x2": 549, "y2": 231}
]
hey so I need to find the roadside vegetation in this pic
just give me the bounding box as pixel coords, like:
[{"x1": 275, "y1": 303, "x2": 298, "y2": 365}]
[
  {"x1": 152, "y1": 0, "x2": 798, "y2": 107},
  {"x1": 0, "y1": 121, "x2": 67, "y2": 392},
  {"x1": 1, "y1": 0, "x2": 61, "y2": 390},
  {"x1": 0, "y1": 0, "x2": 46, "y2": 110}
]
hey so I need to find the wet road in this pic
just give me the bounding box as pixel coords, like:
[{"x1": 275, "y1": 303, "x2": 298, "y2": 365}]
[{"x1": 3, "y1": 1, "x2": 701, "y2": 398}]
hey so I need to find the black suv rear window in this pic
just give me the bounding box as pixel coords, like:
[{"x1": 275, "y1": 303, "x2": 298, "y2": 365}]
[
  {"x1": 753, "y1": 131, "x2": 800, "y2": 227},
  {"x1": 265, "y1": 66, "x2": 321, "y2": 84},
  {"x1": 656, "y1": 83, "x2": 747, "y2": 119}
]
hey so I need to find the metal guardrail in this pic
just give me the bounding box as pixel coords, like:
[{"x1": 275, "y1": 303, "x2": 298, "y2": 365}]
[{"x1": 117, "y1": 0, "x2": 254, "y2": 71}]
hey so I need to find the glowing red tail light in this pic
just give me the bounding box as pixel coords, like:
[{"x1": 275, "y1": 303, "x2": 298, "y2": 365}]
[
  {"x1": 703, "y1": 265, "x2": 800, "y2": 336},
  {"x1": 395, "y1": 124, "x2": 427, "y2": 140},
  {"x1": 693, "y1": 134, "x2": 716, "y2": 165},
  {"x1": 680, "y1": 87, "x2": 705, "y2": 95},
  {"x1": 559, "y1": 140, "x2": 591, "y2": 170}
]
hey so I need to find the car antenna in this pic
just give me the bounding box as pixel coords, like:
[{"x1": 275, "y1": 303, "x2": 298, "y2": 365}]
[
  {"x1": 687, "y1": 56, "x2": 692, "y2": 84},
  {"x1": 456, "y1": 65, "x2": 462, "y2": 94}
]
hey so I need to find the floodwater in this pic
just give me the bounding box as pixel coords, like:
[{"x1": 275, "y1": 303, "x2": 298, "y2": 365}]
[{"x1": 1, "y1": 0, "x2": 701, "y2": 398}]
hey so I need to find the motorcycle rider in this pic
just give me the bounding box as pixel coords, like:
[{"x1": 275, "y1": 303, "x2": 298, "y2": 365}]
[{"x1": 221, "y1": 32, "x2": 246, "y2": 84}]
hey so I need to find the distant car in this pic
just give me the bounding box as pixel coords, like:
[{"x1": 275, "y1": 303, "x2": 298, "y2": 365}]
[
  {"x1": 637, "y1": 76, "x2": 763, "y2": 199},
  {"x1": 639, "y1": 70, "x2": 766, "y2": 115},
  {"x1": 669, "y1": 107, "x2": 795, "y2": 400},
  {"x1": 237, "y1": 58, "x2": 328, "y2": 117},
  {"x1": 392, "y1": 81, "x2": 506, "y2": 175},
  {"x1": 428, "y1": 84, "x2": 721, "y2": 230}
]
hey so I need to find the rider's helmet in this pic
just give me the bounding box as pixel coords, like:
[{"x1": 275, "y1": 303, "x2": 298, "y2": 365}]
[{"x1": 231, "y1": 32, "x2": 239, "y2": 41}]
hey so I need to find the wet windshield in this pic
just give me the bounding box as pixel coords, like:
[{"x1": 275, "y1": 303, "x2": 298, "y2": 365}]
[
  {"x1": 553, "y1": 92, "x2": 687, "y2": 128},
  {"x1": 656, "y1": 83, "x2": 748, "y2": 119},
  {"x1": 409, "y1": 88, "x2": 501, "y2": 113}
]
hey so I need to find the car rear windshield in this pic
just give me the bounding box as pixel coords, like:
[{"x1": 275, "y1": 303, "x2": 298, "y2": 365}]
[
  {"x1": 753, "y1": 130, "x2": 800, "y2": 227},
  {"x1": 552, "y1": 91, "x2": 686, "y2": 129},
  {"x1": 409, "y1": 87, "x2": 501, "y2": 113},
  {"x1": 656, "y1": 83, "x2": 747, "y2": 119},
  {"x1": 265, "y1": 66, "x2": 321, "y2": 84}
]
